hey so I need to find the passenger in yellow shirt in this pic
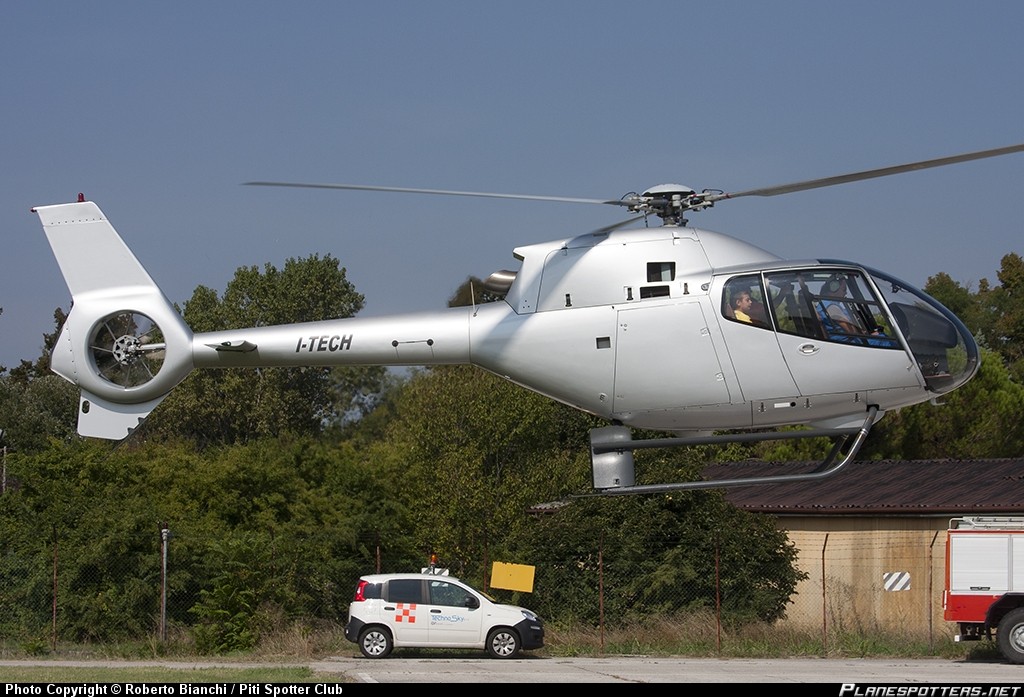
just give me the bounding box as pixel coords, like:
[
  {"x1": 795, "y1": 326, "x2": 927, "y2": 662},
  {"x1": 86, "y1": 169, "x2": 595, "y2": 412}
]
[{"x1": 732, "y1": 290, "x2": 754, "y2": 323}]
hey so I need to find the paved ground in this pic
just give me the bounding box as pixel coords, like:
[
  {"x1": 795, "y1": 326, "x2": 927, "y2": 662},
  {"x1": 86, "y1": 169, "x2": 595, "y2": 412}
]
[{"x1": 3, "y1": 655, "x2": 1022, "y2": 683}]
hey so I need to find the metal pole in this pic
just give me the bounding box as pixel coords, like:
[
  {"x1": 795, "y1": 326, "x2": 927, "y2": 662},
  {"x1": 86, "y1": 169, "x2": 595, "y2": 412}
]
[
  {"x1": 929, "y1": 530, "x2": 939, "y2": 652},
  {"x1": 52, "y1": 525, "x2": 58, "y2": 651},
  {"x1": 716, "y1": 542, "x2": 721, "y2": 653},
  {"x1": 821, "y1": 533, "x2": 829, "y2": 654},
  {"x1": 160, "y1": 523, "x2": 169, "y2": 642},
  {"x1": 599, "y1": 532, "x2": 605, "y2": 654}
]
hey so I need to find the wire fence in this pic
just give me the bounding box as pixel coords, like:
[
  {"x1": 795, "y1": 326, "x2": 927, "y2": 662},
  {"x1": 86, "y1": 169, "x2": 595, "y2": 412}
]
[{"x1": 0, "y1": 522, "x2": 957, "y2": 653}]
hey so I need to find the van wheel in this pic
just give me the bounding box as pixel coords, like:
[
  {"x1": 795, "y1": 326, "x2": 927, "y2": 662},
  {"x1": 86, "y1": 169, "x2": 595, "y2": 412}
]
[
  {"x1": 997, "y1": 608, "x2": 1024, "y2": 664},
  {"x1": 358, "y1": 626, "x2": 393, "y2": 658},
  {"x1": 486, "y1": 628, "x2": 521, "y2": 658}
]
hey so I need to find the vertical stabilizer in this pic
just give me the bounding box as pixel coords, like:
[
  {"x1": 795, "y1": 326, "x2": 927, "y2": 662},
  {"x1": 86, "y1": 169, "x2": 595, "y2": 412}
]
[{"x1": 34, "y1": 199, "x2": 195, "y2": 439}]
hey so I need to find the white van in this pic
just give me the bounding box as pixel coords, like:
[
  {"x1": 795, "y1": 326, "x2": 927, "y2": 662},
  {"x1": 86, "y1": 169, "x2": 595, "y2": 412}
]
[{"x1": 344, "y1": 572, "x2": 545, "y2": 658}]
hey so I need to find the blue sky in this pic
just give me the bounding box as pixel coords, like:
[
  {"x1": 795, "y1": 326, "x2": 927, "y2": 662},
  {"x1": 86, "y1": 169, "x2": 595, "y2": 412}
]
[{"x1": 2, "y1": 1, "x2": 1022, "y2": 369}]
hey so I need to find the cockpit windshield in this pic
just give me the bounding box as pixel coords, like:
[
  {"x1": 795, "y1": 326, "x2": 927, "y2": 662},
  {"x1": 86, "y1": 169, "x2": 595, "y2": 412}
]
[{"x1": 863, "y1": 266, "x2": 979, "y2": 394}]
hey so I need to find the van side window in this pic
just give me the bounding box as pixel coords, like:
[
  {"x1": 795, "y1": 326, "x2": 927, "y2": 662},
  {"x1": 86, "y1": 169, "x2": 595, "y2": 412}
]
[
  {"x1": 387, "y1": 579, "x2": 424, "y2": 604},
  {"x1": 430, "y1": 580, "x2": 475, "y2": 607}
]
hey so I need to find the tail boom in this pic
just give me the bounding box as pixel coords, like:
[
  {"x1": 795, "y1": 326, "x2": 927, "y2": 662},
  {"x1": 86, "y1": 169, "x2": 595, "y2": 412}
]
[
  {"x1": 192, "y1": 309, "x2": 473, "y2": 369},
  {"x1": 35, "y1": 198, "x2": 478, "y2": 440}
]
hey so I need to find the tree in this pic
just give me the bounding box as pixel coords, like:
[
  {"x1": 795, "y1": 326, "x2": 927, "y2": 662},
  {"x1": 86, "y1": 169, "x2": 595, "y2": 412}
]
[
  {"x1": 863, "y1": 348, "x2": 1024, "y2": 459},
  {"x1": 0, "y1": 376, "x2": 77, "y2": 452},
  {"x1": 5, "y1": 307, "x2": 67, "y2": 384},
  {"x1": 357, "y1": 361, "x2": 806, "y2": 626},
  {"x1": 507, "y1": 491, "x2": 804, "y2": 626},
  {"x1": 991, "y1": 253, "x2": 1024, "y2": 382},
  {"x1": 0, "y1": 307, "x2": 76, "y2": 452},
  {"x1": 362, "y1": 364, "x2": 594, "y2": 579},
  {"x1": 924, "y1": 254, "x2": 1024, "y2": 384},
  {"x1": 145, "y1": 255, "x2": 387, "y2": 444}
]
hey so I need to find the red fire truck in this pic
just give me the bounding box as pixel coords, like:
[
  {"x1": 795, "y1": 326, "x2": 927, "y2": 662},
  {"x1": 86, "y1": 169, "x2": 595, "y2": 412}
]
[{"x1": 944, "y1": 516, "x2": 1024, "y2": 663}]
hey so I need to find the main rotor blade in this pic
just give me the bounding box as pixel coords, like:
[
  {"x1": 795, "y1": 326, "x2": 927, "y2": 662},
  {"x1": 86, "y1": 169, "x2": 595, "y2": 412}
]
[
  {"x1": 245, "y1": 181, "x2": 629, "y2": 207},
  {"x1": 714, "y1": 143, "x2": 1024, "y2": 201}
]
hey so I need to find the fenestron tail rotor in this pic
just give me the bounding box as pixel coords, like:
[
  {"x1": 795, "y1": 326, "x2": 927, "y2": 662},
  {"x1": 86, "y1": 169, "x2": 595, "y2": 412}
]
[{"x1": 89, "y1": 311, "x2": 167, "y2": 388}]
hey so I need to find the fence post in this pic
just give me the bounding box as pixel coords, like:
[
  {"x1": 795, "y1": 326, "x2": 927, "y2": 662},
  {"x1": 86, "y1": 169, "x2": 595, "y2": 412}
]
[
  {"x1": 51, "y1": 525, "x2": 58, "y2": 651},
  {"x1": 821, "y1": 532, "x2": 829, "y2": 654},
  {"x1": 160, "y1": 523, "x2": 170, "y2": 641},
  {"x1": 599, "y1": 531, "x2": 605, "y2": 654},
  {"x1": 716, "y1": 542, "x2": 721, "y2": 653},
  {"x1": 929, "y1": 529, "x2": 939, "y2": 652}
]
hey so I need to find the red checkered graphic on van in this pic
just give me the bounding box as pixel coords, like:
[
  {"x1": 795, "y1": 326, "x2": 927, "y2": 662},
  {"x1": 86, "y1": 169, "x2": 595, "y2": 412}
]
[{"x1": 395, "y1": 603, "x2": 417, "y2": 623}]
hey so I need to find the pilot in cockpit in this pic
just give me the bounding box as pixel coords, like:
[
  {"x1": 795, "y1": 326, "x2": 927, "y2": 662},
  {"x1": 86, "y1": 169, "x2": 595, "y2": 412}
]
[
  {"x1": 819, "y1": 273, "x2": 895, "y2": 347},
  {"x1": 820, "y1": 275, "x2": 861, "y2": 335}
]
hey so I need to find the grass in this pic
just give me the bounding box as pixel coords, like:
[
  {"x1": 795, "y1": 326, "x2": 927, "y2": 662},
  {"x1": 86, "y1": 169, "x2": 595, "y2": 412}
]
[
  {"x1": 0, "y1": 665, "x2": 339, "y2": 683},
  {"x1": 0, "y1": 613, "x2": 1004, "y2": 683},
  {"x1": 540, "y1": 615, "x2": 984, "y2": 660}
]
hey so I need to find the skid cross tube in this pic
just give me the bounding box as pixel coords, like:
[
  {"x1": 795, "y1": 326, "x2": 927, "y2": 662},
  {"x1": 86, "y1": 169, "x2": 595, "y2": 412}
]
[{"x1": 588, "y1": 405, "x2": 879, "y2": 496}]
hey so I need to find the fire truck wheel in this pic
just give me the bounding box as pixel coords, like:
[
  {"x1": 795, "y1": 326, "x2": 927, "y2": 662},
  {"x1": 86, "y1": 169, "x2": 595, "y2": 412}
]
[{"x1": 997, "y1": 608, "x2": 1024, "y2": 664}]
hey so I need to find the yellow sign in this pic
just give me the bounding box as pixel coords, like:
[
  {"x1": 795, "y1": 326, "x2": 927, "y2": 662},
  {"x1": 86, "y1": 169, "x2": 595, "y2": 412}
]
[{"x1": 490, "y1": 562, "x2": 535, "y2": 593}]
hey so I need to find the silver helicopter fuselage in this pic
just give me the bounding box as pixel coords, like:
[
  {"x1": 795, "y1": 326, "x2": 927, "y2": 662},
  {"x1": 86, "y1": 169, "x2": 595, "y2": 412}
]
[{"x1": 36, "y1": 200, "x2": 977, "y2": 440}]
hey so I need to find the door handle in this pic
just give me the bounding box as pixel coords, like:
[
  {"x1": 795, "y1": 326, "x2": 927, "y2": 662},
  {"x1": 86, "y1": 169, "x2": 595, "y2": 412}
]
[{"x1": 798, "y1": 343, "x2": 820, "y2": 355}]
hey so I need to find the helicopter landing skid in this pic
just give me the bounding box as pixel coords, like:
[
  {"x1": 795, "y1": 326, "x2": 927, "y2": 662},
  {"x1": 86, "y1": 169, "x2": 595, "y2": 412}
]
[{"x1": 586, "y1": 405, "x2": 879, "y2": 496}]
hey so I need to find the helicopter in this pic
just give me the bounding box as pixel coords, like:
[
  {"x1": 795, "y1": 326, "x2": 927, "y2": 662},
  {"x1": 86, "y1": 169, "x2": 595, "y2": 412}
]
[{"x1": 33, "y1": 143, "x2": 1024, "y2": 495}]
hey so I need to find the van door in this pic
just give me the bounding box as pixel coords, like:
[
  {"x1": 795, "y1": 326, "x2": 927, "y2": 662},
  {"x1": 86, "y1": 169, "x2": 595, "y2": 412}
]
[
  {"x1": 382, "y1": 578, "x2": 430, "y2": 646},
  {"x1": 425, "y1": 579, "x2": 486, "y2": 648}
]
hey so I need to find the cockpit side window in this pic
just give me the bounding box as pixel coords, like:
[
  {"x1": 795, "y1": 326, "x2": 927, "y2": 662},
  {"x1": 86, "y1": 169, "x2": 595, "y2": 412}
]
[
  {"x1": 722, "y1": 275, "x2": 770, "y2": 329},
  {"x1": 765, "y1": 269, "x2": 900, "y2": 348}
]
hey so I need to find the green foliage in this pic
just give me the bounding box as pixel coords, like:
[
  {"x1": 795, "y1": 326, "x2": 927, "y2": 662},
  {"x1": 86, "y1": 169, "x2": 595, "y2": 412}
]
[
  {"x1": 358, "y1": 366, "x2": 804, "y2": 626},
  {"x1": 926, "y1": 253, "x2": 1024, "y2": 383},
  {"x1": 865, "y1": 347, "x2": 1024, "y2": 459},
  {"x1": 0, "y1": 435, "x2": 419, "y2": 644},
  {"x1": 190, "y1": 535, "x2": 267, "y2": 653},
  {"x1": 0, "y1": 375, "x2": 77, "y2": 452},
  {"x1": 363, "y1": 364, "x2": 596, "y2": 579},
  {"x1": 507, "y1": 493, "x2": 804, "y2": 627},
  {"x1": 0, "y1": 306, "x2": 76, "y2": 453},
  {"x1": 145, "y1": 254, "x2": 386, "y2": 445},
  {"x1": 4, "y1": 307, "x2": 66, "y2": 384},
  {"x1": 0, "y1": 440, "x2": 163, "y2": 641}
]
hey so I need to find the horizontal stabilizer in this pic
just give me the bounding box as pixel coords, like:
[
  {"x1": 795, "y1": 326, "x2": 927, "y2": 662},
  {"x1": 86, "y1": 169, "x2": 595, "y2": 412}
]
[{"x1": 76, "y1": 390, "x2": 167, "y2": 440}]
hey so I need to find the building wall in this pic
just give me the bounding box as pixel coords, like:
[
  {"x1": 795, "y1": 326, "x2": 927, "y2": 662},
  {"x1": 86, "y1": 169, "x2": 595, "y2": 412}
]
[{"x1": 771, "y1": 515, "x2": 954, "y2": 639}]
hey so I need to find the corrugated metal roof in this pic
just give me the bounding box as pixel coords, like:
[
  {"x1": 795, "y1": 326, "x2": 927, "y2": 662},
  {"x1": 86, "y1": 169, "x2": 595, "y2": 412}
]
[{"x1": 701, "y1": 459, "x2": 1024, "y2": 515}]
